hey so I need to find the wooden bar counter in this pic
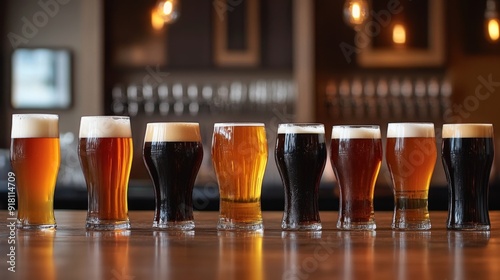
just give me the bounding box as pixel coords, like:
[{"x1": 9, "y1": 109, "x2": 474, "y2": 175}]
[{"x1": 1, "y1": 211, "x2": 499, "y2": 279}]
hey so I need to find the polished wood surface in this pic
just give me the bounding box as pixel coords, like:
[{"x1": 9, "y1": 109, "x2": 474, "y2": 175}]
[{"x1": 1, "y1": 211, "x2": 499, "y2": 279}]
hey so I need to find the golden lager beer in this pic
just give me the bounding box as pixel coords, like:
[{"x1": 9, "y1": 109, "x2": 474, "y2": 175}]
[
  {"x1": 78, "y1": 116, "x2": 133, "y2": 230},
  {"x1": 330, "y1": 125, "x2": 382, "y2": 231},
  {"x1": 11, "y1": 114, "x2": 60, "y2": 229},
  {"x1": 211, "y1": 123, "x2": 268, "y2": 230},
  {"x1": 386, "y1": 123, "x2": 437, "y2": 230}
]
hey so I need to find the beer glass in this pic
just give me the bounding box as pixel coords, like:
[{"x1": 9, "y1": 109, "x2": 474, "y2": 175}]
[
  {"x1": 143, "y1": 122, "x2": 203, "y2": 230},
  {"x1": 11, "y1": 114, "x2": 60, "y2": 230},
  {"x1": 330, "y1": 125, "x2": 382, "y2": 230},
  {"x1": 211, "y1": 123, "x2": 268, "y2": 231},
  {"x1": 386, "y1": 123, "x2": 437, "y2": 230},
  {"x1": 442, "y1": 123, "x2": 494, "y2": 230},
  {"x1": 78, "y1": 116, "x2": 133, "y2": 230},
  {"x1": 275, "y1": 123, "x2": 326, "y2": 230}
]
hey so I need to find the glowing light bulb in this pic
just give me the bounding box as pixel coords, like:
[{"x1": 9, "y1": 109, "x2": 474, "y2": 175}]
[
  {"x1": 485, "y1": 0, "x2": 499, "y2": 43},
  {"x1": 155, "y1": 0, "x2": 180, "y2": 24},
  {"x1": 393, "y1": 24, "x2": 406, "y2": 45},
  {"x1": 487, "y1": 18, "x2": 500, "y2": 42},
  {"x1": 343, "y1": 0, "x2": 369, "y2": 30},
  {"x1": 151, "y1": 9, "x2": 165, "y2": 30}
]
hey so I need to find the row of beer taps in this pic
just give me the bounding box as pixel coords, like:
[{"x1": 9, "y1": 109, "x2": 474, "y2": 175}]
[
  {"x1": 324, "y1": 77, "x2": 452, "y2": 121},
  {"x1": 111, "y1": 80, "x2": 296, "y2": 116}
]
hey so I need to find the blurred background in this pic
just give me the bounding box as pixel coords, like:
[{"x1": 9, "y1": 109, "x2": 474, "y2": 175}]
[{"x1": 1, "y1": 0, "x2": 499, "y2": 211}]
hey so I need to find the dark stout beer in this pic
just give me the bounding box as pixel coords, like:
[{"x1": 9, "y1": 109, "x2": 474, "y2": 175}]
[
  {"x1": 442, "y1": 124, "x2": 494, "y2": 230},
  {"x1": 143, "y1": 122, "x2": 203, "y2": 230},
  {"x1": 275, "y1": 124, "x2": 326, "y2": 230}
]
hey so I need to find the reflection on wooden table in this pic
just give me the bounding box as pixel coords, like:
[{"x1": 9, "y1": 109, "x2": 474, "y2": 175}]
[{"x1": 1, "y1": 211, "x2": 499, "y2": 279}]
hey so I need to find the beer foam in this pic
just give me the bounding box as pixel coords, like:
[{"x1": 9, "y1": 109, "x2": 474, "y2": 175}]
[
  {"x1": 79, "y1": 116, "x2": 131, "y2": 138},
  {"x1": 144, "y1": 122, "x2": 201, "y2": 142},
  {"x1": 387, "y1": 123, "x2": 435, "y2": 138},
  {"x1": 214, "y1": 123, "x2": 265, "y2": 127},
  {"x1": 278, "y1": 124, "x2": 325, "y2": 134},
  {"x1": 11, "y1": 114, "x2": 59, "y2": 138},
  {"x1": 331, "y1": 126, "x2": 381, "y2": 139},
  {"x1": 442, "y1": 124, "x2": 493, "y2": 138}
]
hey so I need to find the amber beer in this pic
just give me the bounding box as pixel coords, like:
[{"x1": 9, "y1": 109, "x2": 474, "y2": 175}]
[
  {"x1": 143, "y1": 122, "x2": 203, "y2": 230},
  {"x1": 78, "y1": 116, "x2": 133, "y2": 230},
  {"x1": 212, "y1": 123, "x2": 268, "y2": 230},
  {"x1": 11, "y1": 114, "x2": 60, "y2": 229},
  {"x1": 275, "y1": 123, "x2": 326, "y2": 230},
  {"x1": 330, "y1": 125, "x2": 382, "y2": 230},
  {"x1": 386, "y1": 123, "x2": 437, "y2": 230},
  {"x1": 442, "y1": 124, "x2": 494, "y2": 230}
]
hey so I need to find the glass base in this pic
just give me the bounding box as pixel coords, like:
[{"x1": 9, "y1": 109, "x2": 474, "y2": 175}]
[
  {"x1": 153, "y1": 220, "x2": 195, "y2": 230},
  {"x1": 16, "y1": 221, "x2": 56, "y2": 230},
  {"x1": 217, "y1": 217, "x2": 263, "y2": 231},
  {"x1": 86, "y1": 218, "x2": 130, "y2": 231},
  {"x1": 281, "y1": 221, "x2": 322, "y2": 231},
  {"x1": 447, "y1": 224, "x2": 490, "y2": 231},
  {"x1": 392, "y1": 220, "x2": 431, "y2": 230},
  {"x1": 337, "y1": 220, "x2": 376, "y2": 231}
]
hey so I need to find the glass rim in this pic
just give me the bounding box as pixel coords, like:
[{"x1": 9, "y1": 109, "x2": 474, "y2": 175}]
[
  {"x1": 278, "y1": 123, "x2": 325, "y2": 134},
  {"x1": 12, "y1": 113, "x2": 58, "y2": 119},
  {"x1": 81, "y1": 115, "x2": 130, "y2": 120},
  {"x1": 214, "y1": 122, "x2": 265, "y2": 127},
  {"x1": 278, "y1": 123, "x2": 324, "y2": 127},
  {"x1": 146, "y1": 122, "x2": 200, "y2": 127},
  {"x1": 442, "y1": 123, "x2": 493, "y2": 128},
  {"x1": 331, "y1": 125, "x2": 381, "y2": 139},
  {"x1": 332, "y1": 125, "x2": 380, "y2": 129}
]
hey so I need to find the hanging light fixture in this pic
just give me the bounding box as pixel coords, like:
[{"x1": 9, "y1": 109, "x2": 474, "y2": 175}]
[
  {"x1": 343, "y1": 0, "x2": 369, "y2": 30},
  {"x1": 154, "y1": 0, "x2": 180, "y2": 24},
  {"x1": 485, "y1": 0, "x2": 500, "y2": 42}
]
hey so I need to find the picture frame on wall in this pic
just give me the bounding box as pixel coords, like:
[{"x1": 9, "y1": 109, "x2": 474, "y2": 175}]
[
  {"x1": 11, "y1": 48, "x2": 72, "y2": 109},
  {"x1": 213, "y1": 0, "x2": 260, "y2": 67},
  {"x1": 356, "y1": 0, "x2": 445, "y2": 67}
]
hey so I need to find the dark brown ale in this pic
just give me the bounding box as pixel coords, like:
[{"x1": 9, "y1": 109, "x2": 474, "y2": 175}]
[
  {"x1": 330, "y1": 126, "x2": 382, "y2": 230},
  {"x1": 79, "y1": 116, "x2": 133, "y2": 230}
]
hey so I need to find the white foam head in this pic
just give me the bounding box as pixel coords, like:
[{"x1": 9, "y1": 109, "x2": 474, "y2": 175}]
[
  {"x1": 331, "y1": 125, "x2": 381, "y2": 139},
  {"x1": 214, "y1": 122, "x2": 265, "y2": 127},
  {"x1": 11, "y1": 114, "x2": 59, "y2": 138},
  {"x1": 79, "y1": 116, "x2": 131, "y2": 138},
  {"x1": 278, "y1": 123, "x2": 325, "y2": 134},
  {"x1": 442, "y1": 123, "x2": 493, "y2": 138},
  {"x1": 144, "y1": 122, "x2": 201, "y2": 142},
  {"x1": 387, "y1": 123, "x2": 435, "y2": 138}
]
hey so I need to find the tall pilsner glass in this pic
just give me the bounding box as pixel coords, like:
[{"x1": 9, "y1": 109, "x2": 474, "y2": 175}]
[
  {"x1": 442, "y1": 124, "x2": 494, "y2": 231},
  {"x1": 143, "y1": 122, "x2": 203, "y2": 230},
  {"x1": 78, "y1": 116, "x2": 133, "y2": 230},
  {"x1": 330, "y1": 125, "x2": 382, "y2": 230},
  {"x1": 275, "y1": 123, "x2": 326, "y2": 230},
  {"x1": 212, "y1": 123, "x2": 268, "y2": 231},
  {"x1": 11, "y1": 114, "x2": 60, "y2": 230},
  {"x1": 386, "y1": 123, "x2": 437, "y2": 230}
]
